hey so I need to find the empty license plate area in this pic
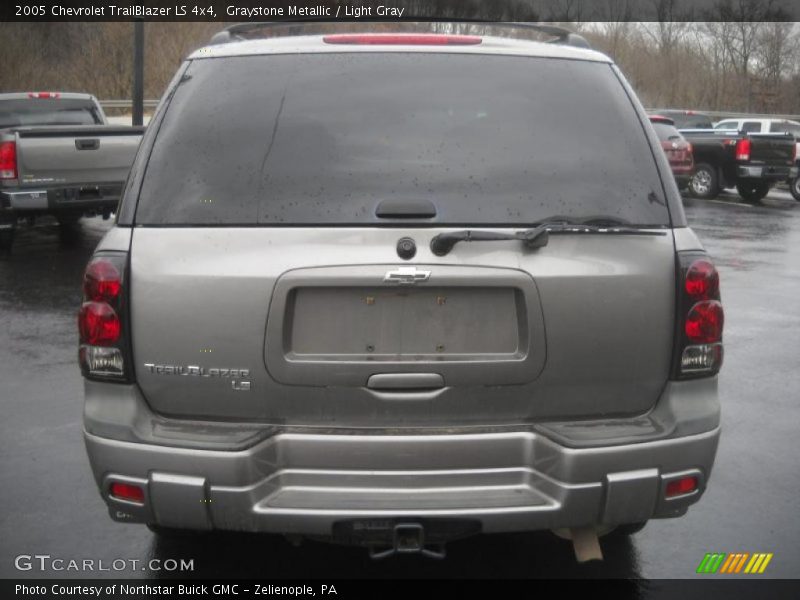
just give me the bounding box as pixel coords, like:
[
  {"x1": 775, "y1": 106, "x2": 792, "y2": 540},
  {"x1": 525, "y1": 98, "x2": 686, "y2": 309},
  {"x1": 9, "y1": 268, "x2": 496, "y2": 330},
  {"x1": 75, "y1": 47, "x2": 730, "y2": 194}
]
[
  {"x1": 264, "y1": 265, "x2": 546, "y2": 387},
  {"x1": 289, "y1": 286, "x2": 520, "y2": 357}
]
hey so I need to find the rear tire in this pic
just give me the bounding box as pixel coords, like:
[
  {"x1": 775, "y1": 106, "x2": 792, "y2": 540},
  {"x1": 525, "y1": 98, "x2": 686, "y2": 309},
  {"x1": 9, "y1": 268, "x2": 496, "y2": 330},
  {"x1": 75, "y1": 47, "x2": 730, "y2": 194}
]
[
  {"x1": 791, "y1": 176, "x2": 800, "y2": 202},
  {"x1": 736, "y1": 181, "x2": 770, "y2": 204},
  {"x1": 689, "y1": 163, "x2": 719, "y2": 199}
]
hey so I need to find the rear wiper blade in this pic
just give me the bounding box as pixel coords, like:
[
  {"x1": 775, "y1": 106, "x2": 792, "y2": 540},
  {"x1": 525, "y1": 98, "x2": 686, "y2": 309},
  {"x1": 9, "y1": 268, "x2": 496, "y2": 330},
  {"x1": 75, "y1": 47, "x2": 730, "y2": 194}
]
[{"x1": 430, "y1": 221, "x2": 667, "y2": 256}]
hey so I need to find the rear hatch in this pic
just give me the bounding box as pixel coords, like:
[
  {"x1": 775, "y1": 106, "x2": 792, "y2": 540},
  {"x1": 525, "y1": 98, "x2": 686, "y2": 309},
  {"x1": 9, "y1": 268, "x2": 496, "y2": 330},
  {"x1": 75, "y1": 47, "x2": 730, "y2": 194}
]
[{"x1": 128, "y1": 48, "x2": 677, "y2": 427}]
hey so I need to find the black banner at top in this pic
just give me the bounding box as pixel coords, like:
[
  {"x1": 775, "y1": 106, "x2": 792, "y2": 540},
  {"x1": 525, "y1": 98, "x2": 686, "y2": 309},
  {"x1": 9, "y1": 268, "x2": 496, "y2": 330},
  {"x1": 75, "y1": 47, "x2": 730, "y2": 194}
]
[{"x1": 3, "y1": 0, "x2": 800, "y2": 22}]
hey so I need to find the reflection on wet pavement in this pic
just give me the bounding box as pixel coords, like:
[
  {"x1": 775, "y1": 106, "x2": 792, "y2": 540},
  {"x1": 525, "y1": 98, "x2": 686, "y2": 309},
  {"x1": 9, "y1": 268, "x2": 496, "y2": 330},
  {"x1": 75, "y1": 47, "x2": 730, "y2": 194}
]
[{"x1": 1, "y1": 189, "x2": 798, "y2": 579}]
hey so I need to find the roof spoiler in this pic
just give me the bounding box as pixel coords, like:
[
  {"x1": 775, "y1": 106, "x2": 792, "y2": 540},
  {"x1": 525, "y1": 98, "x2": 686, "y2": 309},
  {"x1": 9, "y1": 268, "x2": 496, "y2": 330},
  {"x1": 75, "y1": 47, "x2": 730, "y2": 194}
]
[{"x1": 208, "y1": 20, "x2": 591, "y2": 49}]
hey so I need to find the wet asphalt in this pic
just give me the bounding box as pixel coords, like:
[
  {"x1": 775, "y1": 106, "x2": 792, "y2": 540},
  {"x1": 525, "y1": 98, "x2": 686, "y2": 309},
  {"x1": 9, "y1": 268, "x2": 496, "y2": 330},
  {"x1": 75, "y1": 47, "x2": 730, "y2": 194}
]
[{"x1": 0, "y1": 190, "x2": 798, "y2": 581}]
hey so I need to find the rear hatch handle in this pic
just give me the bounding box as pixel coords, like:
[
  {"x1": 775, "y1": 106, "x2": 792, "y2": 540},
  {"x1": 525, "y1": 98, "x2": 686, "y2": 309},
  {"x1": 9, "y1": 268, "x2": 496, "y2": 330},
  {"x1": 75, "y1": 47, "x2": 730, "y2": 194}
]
[{"x1": 367, "y1": 373, "x2": 445, "y2": 391}]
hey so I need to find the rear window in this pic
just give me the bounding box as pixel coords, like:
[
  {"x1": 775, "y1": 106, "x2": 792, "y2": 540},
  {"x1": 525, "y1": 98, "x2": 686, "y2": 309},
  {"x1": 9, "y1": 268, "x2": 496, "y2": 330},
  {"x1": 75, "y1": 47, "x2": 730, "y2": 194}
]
[
  {"x1": 0, "y1": 99, "x2": 102, "y2": 128},
  {"x1": 769, "y1": 121, "x2": 800, "y2": 136},
  {"x1": 134, "y1": 53, "x2": 670, "y2": 226},
  {"x1": 651, "y1": 122, "x2": 683, "y2": 142},
  {"x1": 670, "y1": 113, "x2": 713, "y2": 129}
]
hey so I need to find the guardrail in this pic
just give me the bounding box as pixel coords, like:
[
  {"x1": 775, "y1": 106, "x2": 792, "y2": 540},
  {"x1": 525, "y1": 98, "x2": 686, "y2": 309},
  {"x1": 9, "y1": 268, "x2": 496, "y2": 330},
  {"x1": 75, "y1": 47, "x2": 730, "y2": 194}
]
[
  {"x1": 100, "y1": 99, "x2": 159, "y2": 109},
  {"x1": 646, "y1": 109, "x2": 800, "y2": 121},
  {"x1": 98, "y1": 100, "x2": 800, "y2": 122}
]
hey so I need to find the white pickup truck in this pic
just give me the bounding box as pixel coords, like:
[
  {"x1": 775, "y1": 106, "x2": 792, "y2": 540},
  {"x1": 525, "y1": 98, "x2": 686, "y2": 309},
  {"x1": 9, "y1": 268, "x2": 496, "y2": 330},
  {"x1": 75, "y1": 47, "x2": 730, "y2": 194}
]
[{"x1": 0, "y1": 92, "x2": 144, "y2": 249}]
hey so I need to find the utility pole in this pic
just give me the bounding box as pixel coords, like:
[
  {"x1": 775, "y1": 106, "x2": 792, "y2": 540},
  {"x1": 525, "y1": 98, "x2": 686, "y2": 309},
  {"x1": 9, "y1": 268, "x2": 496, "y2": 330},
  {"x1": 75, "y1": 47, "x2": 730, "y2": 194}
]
[{"x1": 132, "y1": 20, "x2": 144, "y2": 126}]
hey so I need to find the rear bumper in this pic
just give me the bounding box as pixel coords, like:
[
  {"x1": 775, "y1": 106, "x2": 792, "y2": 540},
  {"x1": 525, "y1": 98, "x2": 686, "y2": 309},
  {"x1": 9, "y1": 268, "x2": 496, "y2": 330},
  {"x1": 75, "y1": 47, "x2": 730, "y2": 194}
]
[
  {"x1": 84, "y1": 380, "x2": 721, "y2": 537},
  {"x1": 0, "y1": 184, "x2": 122, "y2": 213},
  {"x1": 737, "y1": 165, "x2": 797, "y2": 181}
]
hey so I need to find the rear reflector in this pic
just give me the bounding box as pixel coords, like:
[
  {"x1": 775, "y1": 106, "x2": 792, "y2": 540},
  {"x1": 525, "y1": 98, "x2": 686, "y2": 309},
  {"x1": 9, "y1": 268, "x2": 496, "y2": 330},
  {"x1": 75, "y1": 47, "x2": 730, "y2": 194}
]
[
  {"x1": 0, "y1": 141, "x2": 17, "y2": 179},
  {"x1": 323, "y1": 34, "x2": 482, "y2": 46},
  {"x1": 665, "y1": 476, "x2": 698, "y2": 497},
  {"x1": 109, "y1": 482, "x2": 145, "y2": 504}
]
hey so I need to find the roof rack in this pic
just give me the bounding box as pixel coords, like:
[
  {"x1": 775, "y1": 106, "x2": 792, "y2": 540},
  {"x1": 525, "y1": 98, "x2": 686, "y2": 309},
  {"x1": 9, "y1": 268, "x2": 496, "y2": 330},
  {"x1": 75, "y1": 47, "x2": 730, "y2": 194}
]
[{"x1": 208, "y1": 20, "x2": 591, "y2": 49}]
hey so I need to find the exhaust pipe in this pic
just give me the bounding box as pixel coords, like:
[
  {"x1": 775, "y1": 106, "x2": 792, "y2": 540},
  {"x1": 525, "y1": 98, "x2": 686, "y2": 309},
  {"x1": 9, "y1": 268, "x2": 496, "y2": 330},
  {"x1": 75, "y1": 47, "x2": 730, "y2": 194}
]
[{"x1": 569, "y1": 527, "x2": 604, "y2": 563}]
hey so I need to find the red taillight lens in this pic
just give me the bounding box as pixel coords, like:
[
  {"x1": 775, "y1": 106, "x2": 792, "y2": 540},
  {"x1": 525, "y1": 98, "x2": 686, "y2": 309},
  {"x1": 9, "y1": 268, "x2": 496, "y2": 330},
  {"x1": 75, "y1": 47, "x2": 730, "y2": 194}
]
[
  {"x1": 674, "y1": 252, "x2": 724, "y2": 379},
  {"x1": 84, "y1": 259, "x2": 122, "y2": 302},
  {"x1": 27, "y1": 92, "x2": 60, "y2": 99},
  {"x1": 109, "y1": 482, "x2": 145, "y2": 504},
  {"x1": 79, "y1": 252, "x2": 129, "y2": 381},
  {"x1": 79, "y1": 301, "x2": 121, "y2": 345},
  {"x1": 735, "y1": 138, "x2": 751, "y2": 161},
  {"x1": 0, "y1": 141, "x2": 17, "y2": 179},
  {"x1": 665, "y1": 476, "x2": 698, "y2": 498},
  {"x1": 323, "y1": 34, "x2": 482, "y2": 46},
  {"x1": 685, "y1": 259, "x2": 719, "y2": 299},
  {"x1": 685, "y1": 300, "x2": 724, "y2": 344}
]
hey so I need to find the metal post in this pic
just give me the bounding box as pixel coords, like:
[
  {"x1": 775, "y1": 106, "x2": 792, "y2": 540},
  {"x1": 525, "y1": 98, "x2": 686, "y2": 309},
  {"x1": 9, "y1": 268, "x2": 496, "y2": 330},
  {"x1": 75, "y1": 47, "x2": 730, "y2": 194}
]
[{"x1": 132, "y1": 20, "x2": 144, "y2": 126}]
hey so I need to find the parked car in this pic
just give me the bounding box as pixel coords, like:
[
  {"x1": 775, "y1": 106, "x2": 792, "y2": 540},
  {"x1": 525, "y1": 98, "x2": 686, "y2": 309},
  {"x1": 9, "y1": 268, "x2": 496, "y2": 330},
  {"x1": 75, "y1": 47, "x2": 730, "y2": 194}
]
[
  {"x1": 714, "y1": 118, "x2": 800, "y2": 201},
  {"x1": 0, "y1": 92, "x2": 144, "y2": 250},
  {"x1": 679, "y1": 127, "x2": 797, "y2": 203},
  {"x1": 650, "y1": 109, "x2": 714, "y2": 130},
  {"x1": 80, "y1": 24, "x2": 724, "y2": 561},
  {"x1": 649, "y1": 115, "x2": 694, "y2": 189}
]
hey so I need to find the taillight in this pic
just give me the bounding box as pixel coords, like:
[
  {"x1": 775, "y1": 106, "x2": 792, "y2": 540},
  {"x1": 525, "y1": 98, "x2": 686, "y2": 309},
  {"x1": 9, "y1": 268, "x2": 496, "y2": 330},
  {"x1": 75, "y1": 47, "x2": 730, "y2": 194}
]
[
  {"x1": 672, "y1": 253, "x2": 724, "y2": 379},
  {"x1": 27, "y1": 92, "x2": 60, "y2": 99},
  {"x1": 735, "y1": 138, "x2": 751, "y2": 161},
  {"x1": 0, "y1": 141, "x2": 17, "y2": 179},
  {"x1": 685, "y1": 259, "x2": 719, "y2": 298},
  {"x1": 322, "y1": 34, "x2": 482, "y2": 46},
  {"x1": 78, "y1": 253, "x2": 131, "y2": 381},
  {"x1": 685, "y1": 301, "x2": 724, "y2": 343}
]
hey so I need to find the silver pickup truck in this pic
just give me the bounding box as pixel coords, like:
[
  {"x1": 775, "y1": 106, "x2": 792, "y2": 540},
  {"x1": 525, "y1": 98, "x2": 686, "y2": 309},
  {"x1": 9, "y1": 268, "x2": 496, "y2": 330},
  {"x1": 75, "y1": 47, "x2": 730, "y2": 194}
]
[{"x1": 0, "y1": 92, "x2": 144, "y2": 250}]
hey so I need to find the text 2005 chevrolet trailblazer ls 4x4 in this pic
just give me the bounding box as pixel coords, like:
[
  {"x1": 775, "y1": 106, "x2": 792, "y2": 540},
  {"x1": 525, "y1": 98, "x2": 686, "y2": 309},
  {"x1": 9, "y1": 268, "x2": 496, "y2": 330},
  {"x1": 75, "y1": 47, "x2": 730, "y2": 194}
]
[{"x1": 79, "y1": 24, "x2": 723, "y2": 561}]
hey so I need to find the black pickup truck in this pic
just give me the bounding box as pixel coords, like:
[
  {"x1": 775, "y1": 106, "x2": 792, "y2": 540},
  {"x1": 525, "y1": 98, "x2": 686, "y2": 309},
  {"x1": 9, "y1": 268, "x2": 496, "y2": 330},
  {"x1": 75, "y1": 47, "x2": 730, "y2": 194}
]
[{"x1": 679, "y1": 128, "x2": 797, "y2": 203}]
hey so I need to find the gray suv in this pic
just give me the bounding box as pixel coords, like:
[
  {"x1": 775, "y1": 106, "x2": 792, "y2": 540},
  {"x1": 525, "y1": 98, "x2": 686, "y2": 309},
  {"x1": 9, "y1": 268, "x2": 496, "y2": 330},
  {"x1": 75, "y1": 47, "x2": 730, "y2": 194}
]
[{"x1": 80, "y1": 24, "x2": 723, "y2": 560}]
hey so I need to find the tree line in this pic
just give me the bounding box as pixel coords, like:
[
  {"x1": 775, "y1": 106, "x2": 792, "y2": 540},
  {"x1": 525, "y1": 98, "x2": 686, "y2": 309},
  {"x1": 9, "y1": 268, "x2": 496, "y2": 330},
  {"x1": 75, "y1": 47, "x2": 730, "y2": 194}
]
[{"x1": 0, "y1": 11, "x2": 797, "y2": 116}]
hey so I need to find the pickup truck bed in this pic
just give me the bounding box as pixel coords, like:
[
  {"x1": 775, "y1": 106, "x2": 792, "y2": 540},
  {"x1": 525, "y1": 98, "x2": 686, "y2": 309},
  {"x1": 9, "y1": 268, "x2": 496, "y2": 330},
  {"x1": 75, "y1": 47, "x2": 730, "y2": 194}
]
[{"x1": 679, "y1": 128, "x2": 797, "y2": 203}]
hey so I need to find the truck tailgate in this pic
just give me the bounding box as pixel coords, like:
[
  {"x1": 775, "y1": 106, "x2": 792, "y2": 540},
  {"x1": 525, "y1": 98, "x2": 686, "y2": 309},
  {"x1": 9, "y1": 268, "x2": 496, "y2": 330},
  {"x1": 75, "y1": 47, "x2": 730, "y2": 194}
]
[
  {"x1": 749, "y1": 133, "x2": 796, "y2": 164},
  {"x1": 14, "y1": 126, "x2": 144, "y2": 186}
]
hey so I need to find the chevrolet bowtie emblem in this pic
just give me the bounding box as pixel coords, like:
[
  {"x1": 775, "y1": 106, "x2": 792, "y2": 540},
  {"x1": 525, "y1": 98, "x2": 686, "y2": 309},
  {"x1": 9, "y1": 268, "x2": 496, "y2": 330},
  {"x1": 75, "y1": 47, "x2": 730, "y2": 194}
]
[{"x1": 383, "y1": 267, "x2": 431, "y2": 285}]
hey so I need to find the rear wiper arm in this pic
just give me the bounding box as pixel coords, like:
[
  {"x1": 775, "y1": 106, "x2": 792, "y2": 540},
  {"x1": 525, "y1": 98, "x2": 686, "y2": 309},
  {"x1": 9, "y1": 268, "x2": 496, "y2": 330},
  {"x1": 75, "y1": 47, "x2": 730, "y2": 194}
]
[{"x1": 430, "y1": 221, "x2": 667, "y2": 256}]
